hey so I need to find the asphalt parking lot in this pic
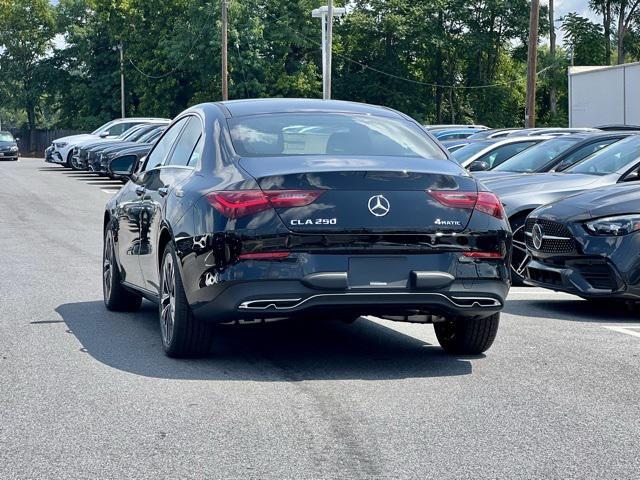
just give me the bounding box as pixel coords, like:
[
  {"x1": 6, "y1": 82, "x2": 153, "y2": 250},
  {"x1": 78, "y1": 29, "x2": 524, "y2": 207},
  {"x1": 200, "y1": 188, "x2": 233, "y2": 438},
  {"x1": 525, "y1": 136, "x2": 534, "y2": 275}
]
[{"x1": 1, "y1": 158, "x2": 640, "y2": 479}]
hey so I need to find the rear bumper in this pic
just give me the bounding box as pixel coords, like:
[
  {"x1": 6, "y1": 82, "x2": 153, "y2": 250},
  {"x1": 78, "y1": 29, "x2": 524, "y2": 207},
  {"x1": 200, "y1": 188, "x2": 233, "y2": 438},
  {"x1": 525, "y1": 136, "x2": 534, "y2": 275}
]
[{"x1": 190, "y1": 278, "x2": 509, "y2": 323}]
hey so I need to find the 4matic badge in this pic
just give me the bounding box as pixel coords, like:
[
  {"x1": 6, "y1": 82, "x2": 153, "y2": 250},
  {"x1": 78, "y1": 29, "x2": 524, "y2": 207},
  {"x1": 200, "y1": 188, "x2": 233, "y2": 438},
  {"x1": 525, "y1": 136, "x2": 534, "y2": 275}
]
[{"x1": 435, "y1": 218, "x2": 462, "y2": 227}]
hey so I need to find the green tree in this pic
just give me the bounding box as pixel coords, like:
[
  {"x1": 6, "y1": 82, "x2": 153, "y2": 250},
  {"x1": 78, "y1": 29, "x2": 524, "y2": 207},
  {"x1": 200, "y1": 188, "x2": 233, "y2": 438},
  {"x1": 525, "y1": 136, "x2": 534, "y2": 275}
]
[
  {"x1": 562, "y1": 13, "x2": 606, "y2": 65},
  {"x1": 0, "y1": 0, "x2": 56, "y2": 148}
]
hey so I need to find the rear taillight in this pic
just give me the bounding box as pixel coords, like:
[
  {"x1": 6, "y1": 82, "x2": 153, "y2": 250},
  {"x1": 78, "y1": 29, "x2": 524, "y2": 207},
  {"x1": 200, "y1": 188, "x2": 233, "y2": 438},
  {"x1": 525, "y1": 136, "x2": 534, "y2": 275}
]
[
  {"x1": 474, "y1": 192, "x2": 504, "y2": 219},
  {"x1": 206, "y1": 190, "x2": 324, "y2": 219},
  {"x1": 428, "y1": 190, "x2": 504, "y2": 220}
]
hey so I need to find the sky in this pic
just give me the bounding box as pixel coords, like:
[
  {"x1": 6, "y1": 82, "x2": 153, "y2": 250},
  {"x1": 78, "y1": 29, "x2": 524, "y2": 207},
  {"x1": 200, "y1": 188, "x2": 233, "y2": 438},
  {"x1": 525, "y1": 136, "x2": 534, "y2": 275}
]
[{"x1": 553, "y1": 1, "x2": 601, "y2": 45}]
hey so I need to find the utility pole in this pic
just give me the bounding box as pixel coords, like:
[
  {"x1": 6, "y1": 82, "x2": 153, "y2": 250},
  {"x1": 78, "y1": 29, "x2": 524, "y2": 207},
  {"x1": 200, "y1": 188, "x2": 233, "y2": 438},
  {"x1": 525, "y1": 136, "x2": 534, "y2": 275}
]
[
  {"x1": 312, "y1": 5, "x2": 347, "y2": 100},
  {"x1": 525, "y1": 0, "x2": 540, "y2": 128},
  {"x1": 118, "y1": 43, "x2": 125, "y2": 118},
  {"x1": 221, "y1": 0, "x2": 229, "y2": 101}
]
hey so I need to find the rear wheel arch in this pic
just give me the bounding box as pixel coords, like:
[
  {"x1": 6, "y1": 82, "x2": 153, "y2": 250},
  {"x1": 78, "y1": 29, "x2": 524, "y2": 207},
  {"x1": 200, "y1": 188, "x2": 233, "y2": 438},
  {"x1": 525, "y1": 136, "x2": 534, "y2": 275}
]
[
  {"x1": 157, "y1": 226, "x2": 173, "y2": 275},
  {"x1": 508, "y1": 209, "x2": 534, "y2": 228},
  {"x1": 103, "y1": 212, "x2": 111, "y2": 233}
]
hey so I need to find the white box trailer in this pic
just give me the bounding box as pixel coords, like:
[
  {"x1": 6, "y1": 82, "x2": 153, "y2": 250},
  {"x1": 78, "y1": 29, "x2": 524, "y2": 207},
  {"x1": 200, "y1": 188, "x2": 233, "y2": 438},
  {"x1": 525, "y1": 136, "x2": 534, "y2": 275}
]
[{"x1": 569, "y1": 62, "x2": 640, "y2": 127}]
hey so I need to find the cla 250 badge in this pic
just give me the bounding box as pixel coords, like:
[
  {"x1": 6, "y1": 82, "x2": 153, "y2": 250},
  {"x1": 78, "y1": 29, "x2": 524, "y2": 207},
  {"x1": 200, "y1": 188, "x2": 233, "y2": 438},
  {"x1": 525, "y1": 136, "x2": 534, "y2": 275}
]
[{"x1": 291, "y1": 218, "x2": 337, "y2": 226}]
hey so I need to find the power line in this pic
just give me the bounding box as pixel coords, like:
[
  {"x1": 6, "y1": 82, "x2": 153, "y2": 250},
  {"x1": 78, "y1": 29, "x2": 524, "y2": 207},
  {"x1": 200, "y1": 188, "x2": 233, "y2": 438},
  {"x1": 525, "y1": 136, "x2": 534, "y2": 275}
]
[
  {"x1": 128, "y1": 12, "x2": 214, "y2": 80},
  {"x1": 263, "y1": 10, "x2": 558, "y2": 90},
  {"x1": 126, "y1": 6, "x2": 560, "y2": 90}
]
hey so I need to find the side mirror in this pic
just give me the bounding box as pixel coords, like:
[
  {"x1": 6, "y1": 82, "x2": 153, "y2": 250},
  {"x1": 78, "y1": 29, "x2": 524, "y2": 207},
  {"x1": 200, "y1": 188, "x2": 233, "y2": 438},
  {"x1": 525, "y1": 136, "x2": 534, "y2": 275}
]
[
  {"x1": 99, "y1": 131, "x2": 110, "y2": 138},
  {"x1": 469, "y1": 160, "x2": 490, "y2": 172},
  {"x1": 135, "y1": 156, "x2": 146, "y2": 173},
  {"x1": 108, "y1": 154, "x2": 137, "y2": 178},
  {"x1": 15, "y1": 137, "x2": 20, "y2": 142}
]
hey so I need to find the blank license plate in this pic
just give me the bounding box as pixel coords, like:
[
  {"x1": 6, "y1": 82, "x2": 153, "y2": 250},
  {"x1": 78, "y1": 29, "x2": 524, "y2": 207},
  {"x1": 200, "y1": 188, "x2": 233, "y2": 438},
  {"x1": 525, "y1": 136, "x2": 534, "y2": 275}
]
[{"x1": 348, "y1": 257, "x2": 409, "y2": 289}]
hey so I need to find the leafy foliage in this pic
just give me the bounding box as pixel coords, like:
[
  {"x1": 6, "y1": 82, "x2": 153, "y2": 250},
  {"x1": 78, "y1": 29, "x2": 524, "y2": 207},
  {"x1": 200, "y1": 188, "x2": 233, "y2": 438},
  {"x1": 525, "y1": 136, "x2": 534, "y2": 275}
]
[{"x1": 6, "y1": 0, "x2": 640, "y2": 134}]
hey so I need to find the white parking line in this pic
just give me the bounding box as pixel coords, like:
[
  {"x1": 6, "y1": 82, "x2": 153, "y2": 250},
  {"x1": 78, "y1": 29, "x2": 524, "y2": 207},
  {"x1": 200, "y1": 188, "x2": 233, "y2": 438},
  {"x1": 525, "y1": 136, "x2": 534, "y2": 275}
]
[
  {"x1": 603, "y1": 326, "x2": 640, "y2": 339},
  {"x1": 508, "y1": 287, "x2": 578, "y2": 299}
]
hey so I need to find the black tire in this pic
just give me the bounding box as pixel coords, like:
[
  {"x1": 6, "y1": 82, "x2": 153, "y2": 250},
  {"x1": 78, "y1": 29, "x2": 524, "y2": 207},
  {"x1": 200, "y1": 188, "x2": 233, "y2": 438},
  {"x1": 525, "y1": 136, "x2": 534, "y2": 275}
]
[
  {"x1": 434, "y1": 313, "x2": 500, "y2": 355},
  {"x1": 103, "y1": 229, "x2": 142, "y2": 312},
  {"x1": 510, "y1": 214, "x2": 531, "y2": 286},
  {"x1": 159, "y1": 242, "x2": 214, "y2": 358}
]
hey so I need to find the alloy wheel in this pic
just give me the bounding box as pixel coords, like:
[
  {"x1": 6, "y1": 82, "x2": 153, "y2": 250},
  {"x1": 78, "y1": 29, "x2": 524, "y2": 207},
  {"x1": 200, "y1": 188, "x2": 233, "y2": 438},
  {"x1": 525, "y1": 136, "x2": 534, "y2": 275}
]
[
  {"x1": 103, "y1": 233, "x2": 114, "y2": 300},
  {"x1": 511, "y1": 224, "x2": 531, "y2": 278},
  {"x1": 160, "y1": 253, "x2": 176, "y2": 347}
]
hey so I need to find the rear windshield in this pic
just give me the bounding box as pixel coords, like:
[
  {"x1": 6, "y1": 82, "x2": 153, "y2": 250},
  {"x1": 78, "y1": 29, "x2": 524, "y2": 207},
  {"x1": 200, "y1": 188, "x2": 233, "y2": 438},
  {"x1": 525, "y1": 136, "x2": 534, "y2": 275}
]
[
  {"x1": 493, "y1": 137, "x2": 581, "y2": 173},
  {"x1": 227, "y1": 113, "x2": 447, "y2": 159},
  {"x1": 565, "y1": 136, "x2": 640, "y2": 175},
  {"x1": 0, "y1": 132, "x2": 15, "y2": 142}
]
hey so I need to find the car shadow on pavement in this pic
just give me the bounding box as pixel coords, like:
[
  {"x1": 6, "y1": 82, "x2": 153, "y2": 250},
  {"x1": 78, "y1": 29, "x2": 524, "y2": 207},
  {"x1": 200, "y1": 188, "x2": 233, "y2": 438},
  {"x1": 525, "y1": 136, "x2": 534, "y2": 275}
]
[
  {"x1": 505, "y1": 298, "x2": 638, "y2": 323},
  {"x1": 38, "y1": 167, "x2": 71, "y2": 172},
  {"x1": 54, "y1": 301, "x2": 473, "y2": 381}
]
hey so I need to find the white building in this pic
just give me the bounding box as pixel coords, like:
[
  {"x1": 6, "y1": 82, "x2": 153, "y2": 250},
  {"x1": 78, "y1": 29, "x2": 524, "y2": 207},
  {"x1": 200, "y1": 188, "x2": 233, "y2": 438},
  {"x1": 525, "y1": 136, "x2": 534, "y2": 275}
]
[{"x1": 568, "y1": 62, "x2": 640, "y2": 128}]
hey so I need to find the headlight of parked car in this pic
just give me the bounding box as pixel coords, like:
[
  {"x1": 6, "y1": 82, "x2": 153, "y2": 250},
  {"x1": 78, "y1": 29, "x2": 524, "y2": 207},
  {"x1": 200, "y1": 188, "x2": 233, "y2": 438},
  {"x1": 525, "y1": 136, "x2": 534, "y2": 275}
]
[
  {"x1": 585, "y1": 215, "x2": 640, "y2": 236},
  {"x1": 55, "y1": 142, "x2": 68, "y2": 148},
  {"x1": 9, "y1": 146, "x2": 18, "y2": 152}
]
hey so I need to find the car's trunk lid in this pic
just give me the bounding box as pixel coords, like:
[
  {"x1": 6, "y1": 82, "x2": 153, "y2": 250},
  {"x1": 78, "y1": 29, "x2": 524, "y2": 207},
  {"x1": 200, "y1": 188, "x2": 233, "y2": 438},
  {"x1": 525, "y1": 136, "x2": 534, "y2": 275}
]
[{"x1": 238, "y1": 155, "x2": 478, "y2": 233}]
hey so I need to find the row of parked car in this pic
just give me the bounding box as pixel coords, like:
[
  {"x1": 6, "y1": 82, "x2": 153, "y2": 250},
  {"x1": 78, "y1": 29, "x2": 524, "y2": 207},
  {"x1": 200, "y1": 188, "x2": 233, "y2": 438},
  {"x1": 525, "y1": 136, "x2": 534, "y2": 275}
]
[
  {"x1": 45, "y1": 115, "x2": 640, "y2": 310},
  {"x1": 45, "y1": 117, "x2": 171, "y2": 177},
  {"x1": 429, "y1": 123, "x2": 640, "y2": 301}
]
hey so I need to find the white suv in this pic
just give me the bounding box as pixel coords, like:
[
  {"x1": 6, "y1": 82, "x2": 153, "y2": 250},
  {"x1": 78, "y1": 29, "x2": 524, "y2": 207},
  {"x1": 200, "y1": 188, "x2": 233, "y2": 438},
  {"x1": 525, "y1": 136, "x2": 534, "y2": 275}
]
[{"x1": 46, "y1": 118, "x2": 168, "y2": 167}]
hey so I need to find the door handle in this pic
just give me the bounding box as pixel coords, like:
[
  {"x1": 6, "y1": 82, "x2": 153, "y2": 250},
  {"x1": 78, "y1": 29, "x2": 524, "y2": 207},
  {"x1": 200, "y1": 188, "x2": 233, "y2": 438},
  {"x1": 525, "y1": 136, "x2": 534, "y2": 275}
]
[
  {"x1": 158, "y1": 187, "x2": 170, "y2": 197},
  {"x1": 135, "y1": 186, "x2": 146, "y2": 196}
]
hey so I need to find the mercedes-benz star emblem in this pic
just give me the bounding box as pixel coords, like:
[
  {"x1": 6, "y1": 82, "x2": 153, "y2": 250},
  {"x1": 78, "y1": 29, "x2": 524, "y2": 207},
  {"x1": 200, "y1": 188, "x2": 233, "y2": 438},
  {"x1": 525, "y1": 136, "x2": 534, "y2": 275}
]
[
  {"x1": 368, "y1": 195, "x2": 390, "y2": 217},
  {"x1": 532, "y1": 224, "x2": 544, "y2": 250}
]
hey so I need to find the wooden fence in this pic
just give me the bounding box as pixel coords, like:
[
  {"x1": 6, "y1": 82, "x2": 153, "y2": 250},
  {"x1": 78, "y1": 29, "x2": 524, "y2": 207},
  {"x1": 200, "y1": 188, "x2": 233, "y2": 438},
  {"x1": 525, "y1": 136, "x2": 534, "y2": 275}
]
[{"x1": 8, "y1": 129, "x2": 87, "y2": 157}]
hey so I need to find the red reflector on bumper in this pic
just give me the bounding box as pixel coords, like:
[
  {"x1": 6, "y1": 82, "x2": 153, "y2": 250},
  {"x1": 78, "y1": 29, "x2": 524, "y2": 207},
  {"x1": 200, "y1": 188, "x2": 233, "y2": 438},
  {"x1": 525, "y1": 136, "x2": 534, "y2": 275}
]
[
  {"x1": 238, "y1": 252, "x2": 291, "y2": 261},
  {"x1": 463, "y1": 251, "x2": 503, "y2": 259}
]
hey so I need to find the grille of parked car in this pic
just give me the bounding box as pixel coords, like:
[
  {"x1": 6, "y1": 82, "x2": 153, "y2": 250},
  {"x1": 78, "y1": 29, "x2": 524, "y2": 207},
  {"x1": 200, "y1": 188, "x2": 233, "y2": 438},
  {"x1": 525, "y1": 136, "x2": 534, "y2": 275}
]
[{"x1": 525, "y1": 218, "x2": 577, "y2": 254}]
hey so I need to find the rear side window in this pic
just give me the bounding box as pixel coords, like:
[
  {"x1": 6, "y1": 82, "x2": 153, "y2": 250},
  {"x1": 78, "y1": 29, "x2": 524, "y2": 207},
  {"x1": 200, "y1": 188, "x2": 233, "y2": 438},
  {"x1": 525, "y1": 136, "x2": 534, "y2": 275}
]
[
  {"x1": 144, "y1": 118, "x2": 188, "y2": 170},
  {"x1": 166, "y1": 117, "x2": 202, "y2": 167},
  {"x1": 437, "y1": 132, "x2": 472, "y2": 140},
  {"x1": 556, "y1": 140, "x2": 618, "y2": 170},
  {"x1": 228, "y1": 113, "x2": 447, "y2": 159},
  {"x1": 109, "y1": 122, "x2": 140, "y2": 136},
  {"x1": 479, "y1": 141, "x2": 537, "y2": 168}
]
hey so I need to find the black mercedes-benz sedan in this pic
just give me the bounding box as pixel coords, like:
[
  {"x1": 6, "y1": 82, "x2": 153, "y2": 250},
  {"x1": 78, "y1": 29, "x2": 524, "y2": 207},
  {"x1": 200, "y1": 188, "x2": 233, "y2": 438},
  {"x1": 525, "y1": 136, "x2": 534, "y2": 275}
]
[
  {"x1": 103, "y1": 99, "x2": 512, "y2": 358},
  {"x1": 524, "y1": 183, "x2": 640, "y2": 302}
]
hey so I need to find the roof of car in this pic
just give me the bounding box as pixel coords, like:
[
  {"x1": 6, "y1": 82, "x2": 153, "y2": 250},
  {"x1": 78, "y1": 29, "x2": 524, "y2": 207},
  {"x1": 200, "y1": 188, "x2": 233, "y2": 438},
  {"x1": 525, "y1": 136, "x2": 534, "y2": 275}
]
[
  {"x1": 216, "y1": 98, "x2": 406, "y2": 119},
  {"x1": 112, "y1": 118, "x2": 170, "y2": 123}
]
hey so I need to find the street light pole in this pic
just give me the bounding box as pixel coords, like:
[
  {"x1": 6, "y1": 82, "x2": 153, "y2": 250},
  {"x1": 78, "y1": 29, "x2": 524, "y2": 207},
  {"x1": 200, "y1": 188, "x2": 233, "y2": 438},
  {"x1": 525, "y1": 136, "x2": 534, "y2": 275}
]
[
  {"x1": 312, "y1": 5, "x2": 346, "y2": 100},
  {"x1": 118, "y1": 43, "x2": 125, "y2": 118},
  {"x1": 326, "y1": 0, "x2": 334, "y2": 100}
]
